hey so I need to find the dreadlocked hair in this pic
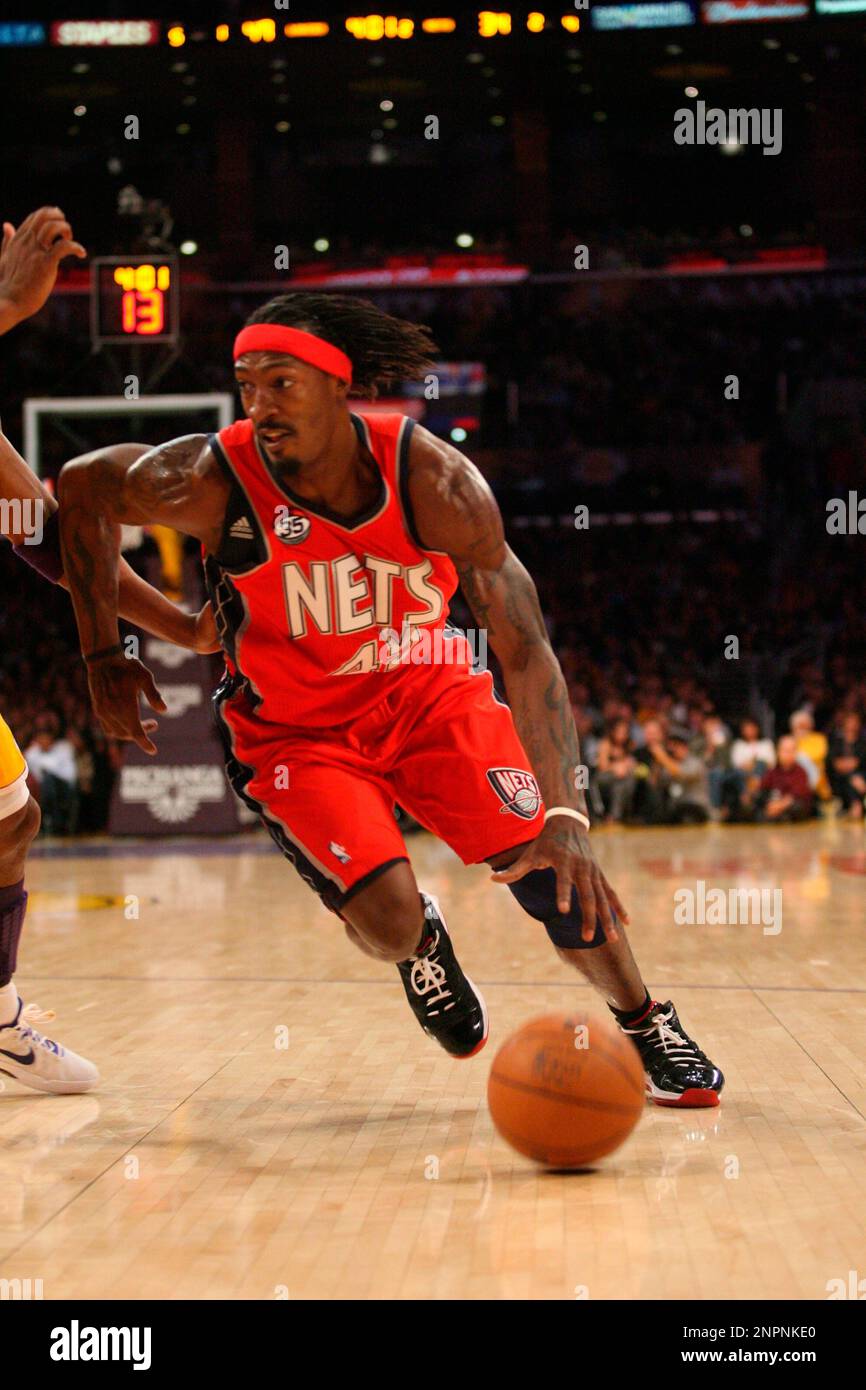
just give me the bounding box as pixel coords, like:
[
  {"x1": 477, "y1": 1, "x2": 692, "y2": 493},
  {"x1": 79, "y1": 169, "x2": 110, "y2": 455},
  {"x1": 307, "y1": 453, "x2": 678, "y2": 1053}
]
[{"x1": 245, "y1": 292, "x2": 439, "y2": 397}]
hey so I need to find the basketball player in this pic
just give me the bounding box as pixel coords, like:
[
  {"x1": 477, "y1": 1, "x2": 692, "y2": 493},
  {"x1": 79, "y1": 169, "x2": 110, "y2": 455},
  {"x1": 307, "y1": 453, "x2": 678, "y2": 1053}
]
[
  {"x1": 58, "y1": 295, "x2": 723, "y2": 1107},
  {"x1": 0, "y1": 205, "x2": 218, "y2": 1093}
]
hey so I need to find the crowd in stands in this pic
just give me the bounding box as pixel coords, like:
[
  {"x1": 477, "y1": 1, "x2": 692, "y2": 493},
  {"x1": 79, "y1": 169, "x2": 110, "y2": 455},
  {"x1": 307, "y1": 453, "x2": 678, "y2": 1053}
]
[
  {"x1": 284, "y1": 223, "x2": 812, "y2": 279},
  {"x1": 576, "y1": 706, "x2": 866, "y2": 828}
]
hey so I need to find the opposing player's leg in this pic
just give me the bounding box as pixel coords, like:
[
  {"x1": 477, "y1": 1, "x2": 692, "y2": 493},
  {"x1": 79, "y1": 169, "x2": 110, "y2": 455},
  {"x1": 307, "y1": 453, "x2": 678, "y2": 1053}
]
[
  {"x1": 0, "y1": 719, "x2": 99, "y2": 1094},
  {"x1": 215, "y1": 679, "x2": 487, "y2": 1057},
  {"x1": 392, "y1": 660, "x2": 723, "y2": 1106}
]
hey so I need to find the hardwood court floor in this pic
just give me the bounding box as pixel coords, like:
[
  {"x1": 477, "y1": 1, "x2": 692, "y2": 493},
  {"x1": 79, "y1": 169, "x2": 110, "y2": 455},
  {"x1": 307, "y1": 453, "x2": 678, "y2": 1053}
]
[{"x1": 3, "y1": 820, "x2": 866, "y2": 1301}]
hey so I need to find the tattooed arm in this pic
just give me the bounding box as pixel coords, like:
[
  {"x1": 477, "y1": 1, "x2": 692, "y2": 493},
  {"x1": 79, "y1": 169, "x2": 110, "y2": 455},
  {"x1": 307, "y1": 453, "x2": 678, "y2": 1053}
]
[
  {"x1": 409, "y1": 426, "x2": 627, "y2": 939},
  {"x1": 59, "y1": 435, "x2": 229, "y2": 751},
  {"x1": 0, "y1": 431, "x2": 216, "y2": 652}
]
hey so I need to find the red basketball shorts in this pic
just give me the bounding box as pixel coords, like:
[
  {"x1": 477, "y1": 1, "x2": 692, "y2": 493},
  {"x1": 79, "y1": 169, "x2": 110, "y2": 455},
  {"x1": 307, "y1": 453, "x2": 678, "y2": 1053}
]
[{"x1": 215, "y1": 660, "x2": 545, "y2": 912}]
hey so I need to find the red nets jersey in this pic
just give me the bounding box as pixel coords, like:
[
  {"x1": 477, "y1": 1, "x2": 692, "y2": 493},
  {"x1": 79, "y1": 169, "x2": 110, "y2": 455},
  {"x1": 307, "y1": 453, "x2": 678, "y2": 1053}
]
[{"x1": 204, "y1": 412, "x2": 470, "y2": 727}]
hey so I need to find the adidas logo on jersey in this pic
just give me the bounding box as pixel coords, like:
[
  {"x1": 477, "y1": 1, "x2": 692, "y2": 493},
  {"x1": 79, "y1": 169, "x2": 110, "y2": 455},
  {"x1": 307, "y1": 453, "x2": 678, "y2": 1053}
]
[{"x1": 229, "y1": 516, "x2": 254, "y2": 540}]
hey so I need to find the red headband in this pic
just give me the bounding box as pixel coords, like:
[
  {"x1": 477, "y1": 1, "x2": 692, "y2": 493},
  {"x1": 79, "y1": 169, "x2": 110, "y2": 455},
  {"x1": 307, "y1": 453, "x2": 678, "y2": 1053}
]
[{"x1": 233, "y1": 324, "x2": 353, "y2": 384}]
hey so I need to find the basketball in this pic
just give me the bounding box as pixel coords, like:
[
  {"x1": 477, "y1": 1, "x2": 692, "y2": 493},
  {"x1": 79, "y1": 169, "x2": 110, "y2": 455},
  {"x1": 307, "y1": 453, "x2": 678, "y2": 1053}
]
[{"x1": 487, "y1": 1013, "x2": 645, "y2": 1168}]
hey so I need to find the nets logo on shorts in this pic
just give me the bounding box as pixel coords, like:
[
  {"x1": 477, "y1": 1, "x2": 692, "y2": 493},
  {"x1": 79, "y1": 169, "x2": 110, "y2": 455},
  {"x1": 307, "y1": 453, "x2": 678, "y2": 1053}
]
[
  {"x1": 274, "y1": 511, "x2": 311, "y2": 545},
  {"x1": 486, "y1": 767, "x2": 541, "y2": 820}
]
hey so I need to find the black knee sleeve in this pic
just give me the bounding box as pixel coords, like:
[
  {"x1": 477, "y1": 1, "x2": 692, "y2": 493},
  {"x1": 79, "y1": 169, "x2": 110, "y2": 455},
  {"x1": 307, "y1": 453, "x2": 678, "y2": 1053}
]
[{"x1": 505, "y1": 867, "x2": 611, "y2": 948}]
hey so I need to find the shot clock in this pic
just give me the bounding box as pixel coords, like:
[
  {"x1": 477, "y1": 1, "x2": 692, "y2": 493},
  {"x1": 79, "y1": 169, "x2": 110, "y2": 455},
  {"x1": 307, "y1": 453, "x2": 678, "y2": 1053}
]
[{"x1": 90, "y1": 256, "x2": 179, "y2": 346}]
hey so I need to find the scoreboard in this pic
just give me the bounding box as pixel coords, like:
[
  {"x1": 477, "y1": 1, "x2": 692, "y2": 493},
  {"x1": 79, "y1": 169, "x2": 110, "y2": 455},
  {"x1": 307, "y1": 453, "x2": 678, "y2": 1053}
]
[{"x1": 90, "y1": 256, "x2": 179, "y2": 346}]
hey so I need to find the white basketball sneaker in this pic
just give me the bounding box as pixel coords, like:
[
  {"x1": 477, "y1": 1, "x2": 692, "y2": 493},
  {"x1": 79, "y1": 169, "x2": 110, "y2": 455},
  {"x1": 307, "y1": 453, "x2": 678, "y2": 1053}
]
[{"x1": 0, "y1": 997, "x2": 99, "y2": 1095}]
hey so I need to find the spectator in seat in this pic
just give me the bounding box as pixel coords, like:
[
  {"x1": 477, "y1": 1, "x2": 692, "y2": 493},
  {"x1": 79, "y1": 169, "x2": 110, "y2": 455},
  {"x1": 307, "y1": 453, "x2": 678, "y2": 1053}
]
[
  {"x1": 663, "y1": 730, "x2": 711, "y2": 824},
  {"x1": 24, "y1": 715, "x2": 79, "y2": 836},
  {"x1": 790, "y1": 709, "x2": 830, "y2": 801},
  {"x1": 637, "y1": 723, "x2": 710, "y2": 824},
  {"x1": 595, "y1": 718, "x2": 638, "y2": 823},
  {"x1": 729, "y1": 717, "x2": 776, "y2": 819},
  {"x1": 694, "y1": 713, "x2": 736, "y2": 816},
  {"x1": 633, "y1": 718, "x2": 669, "y2": 824},
  {"x1": 731, "y1": 718, "x2": 776, "y2": 778},
  {"x1": 828, "y1": 711, "x2": 866, "y2": 820},
  {"x1": 750, "y1": 735, "x2": 814, "y2": 823}
]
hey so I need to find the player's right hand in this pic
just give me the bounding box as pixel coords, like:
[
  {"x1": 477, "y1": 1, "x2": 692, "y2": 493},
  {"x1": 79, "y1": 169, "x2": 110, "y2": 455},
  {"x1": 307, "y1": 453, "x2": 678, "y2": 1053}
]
[
  {"x1": 0, "y1": 206, "x2": 86, "y2": 330},
  {"x1": 193, "y1": 601, "x2": 221, "y2": 654},
  {"x1": 492, "y1": 817, "x2": 627, "y2": 943},
  {"x1": 86, "y1": 655, "x2": 167, "y2": 755}
]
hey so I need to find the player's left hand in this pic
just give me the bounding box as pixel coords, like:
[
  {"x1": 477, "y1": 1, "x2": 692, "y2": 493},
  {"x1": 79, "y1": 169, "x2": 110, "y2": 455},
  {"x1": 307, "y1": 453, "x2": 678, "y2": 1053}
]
[
  {"x1": 0, "y1": 207, "x2": 86, "y2": 329},
  {"x1": 491, "y1": 818, "x2": 628, "y2": 943}
]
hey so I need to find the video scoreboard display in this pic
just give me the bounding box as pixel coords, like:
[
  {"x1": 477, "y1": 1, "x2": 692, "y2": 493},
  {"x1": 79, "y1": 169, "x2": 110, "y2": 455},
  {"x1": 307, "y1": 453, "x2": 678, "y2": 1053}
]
[
  {"x1": 0, "y1": 9, "x2": 862, "y2": 50},
  {"x1": 90, "y1": 257, "x2": 179, "y2": 346}
]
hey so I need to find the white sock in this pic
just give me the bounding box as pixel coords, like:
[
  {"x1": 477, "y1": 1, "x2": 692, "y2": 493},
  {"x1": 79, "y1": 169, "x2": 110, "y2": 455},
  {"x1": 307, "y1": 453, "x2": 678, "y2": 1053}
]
[{"x1": 0, "y1": 980, "x2": 20, "y2": 1026}]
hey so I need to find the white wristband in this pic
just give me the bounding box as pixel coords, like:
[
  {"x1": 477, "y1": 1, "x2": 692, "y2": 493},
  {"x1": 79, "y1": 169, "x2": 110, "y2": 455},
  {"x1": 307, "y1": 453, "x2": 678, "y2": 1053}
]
[{"x1": 544, "y1": 807, "x2": 590, "y2": 832}]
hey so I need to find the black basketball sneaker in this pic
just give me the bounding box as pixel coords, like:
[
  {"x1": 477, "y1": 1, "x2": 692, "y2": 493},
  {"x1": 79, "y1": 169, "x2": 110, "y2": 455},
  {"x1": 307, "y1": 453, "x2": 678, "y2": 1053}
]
[
  {"x1": 397, "y1": 894, "x2": 488, "y2": 1059},
  {"x1": 619, "y1": 1000, "x2": 724, "y2": 1108}
]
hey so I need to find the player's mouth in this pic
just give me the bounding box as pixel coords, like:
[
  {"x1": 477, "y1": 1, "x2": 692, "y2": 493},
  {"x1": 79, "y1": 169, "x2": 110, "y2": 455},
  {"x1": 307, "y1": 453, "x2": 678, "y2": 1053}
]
[{"x1": 258, "y1": 427, "x2": 295, "y2": 447}]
